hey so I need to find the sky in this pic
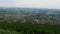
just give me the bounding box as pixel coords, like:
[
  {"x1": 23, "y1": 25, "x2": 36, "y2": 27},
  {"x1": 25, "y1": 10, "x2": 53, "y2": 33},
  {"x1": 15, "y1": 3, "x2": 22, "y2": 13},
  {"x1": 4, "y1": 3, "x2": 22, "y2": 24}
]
[{"x1": 0, "y1": 0, "x2": 60, "y2": 9}]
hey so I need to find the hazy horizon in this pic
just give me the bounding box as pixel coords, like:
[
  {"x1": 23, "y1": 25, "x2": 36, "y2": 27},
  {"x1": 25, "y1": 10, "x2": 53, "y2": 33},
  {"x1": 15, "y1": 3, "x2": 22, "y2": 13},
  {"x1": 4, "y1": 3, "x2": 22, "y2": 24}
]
[{"x1": 0, "y1": 0, "x2": 60, "y2": 9}]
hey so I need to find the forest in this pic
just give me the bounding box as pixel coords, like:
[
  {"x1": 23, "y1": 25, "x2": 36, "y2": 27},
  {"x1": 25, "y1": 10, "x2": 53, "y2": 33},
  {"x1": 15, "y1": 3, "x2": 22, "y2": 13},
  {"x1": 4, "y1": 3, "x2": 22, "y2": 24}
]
[{"x1": 0, "y1": 21, "x2": 60, "y2": 34}]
